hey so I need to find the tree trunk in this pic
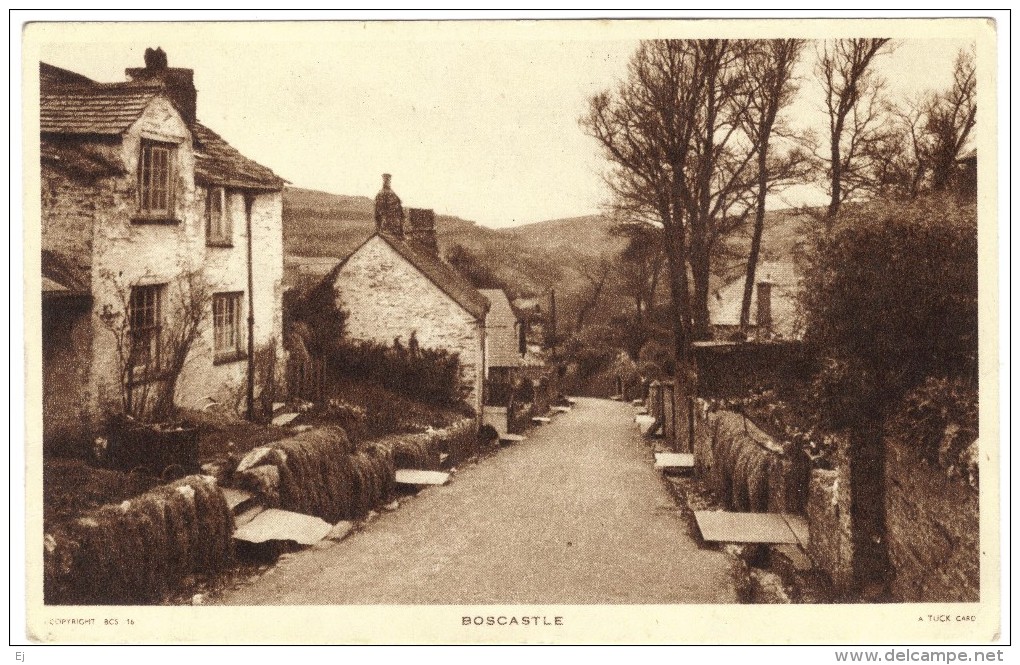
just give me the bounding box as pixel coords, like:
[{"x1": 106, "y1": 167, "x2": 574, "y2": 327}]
[{"x1": 741, "y1": 140, "x2": 771, "y2": 332}]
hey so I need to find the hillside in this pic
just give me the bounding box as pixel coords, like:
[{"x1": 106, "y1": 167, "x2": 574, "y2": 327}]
[{"x1": 282, "y1": 185, "x2": 810, "y2": 336}]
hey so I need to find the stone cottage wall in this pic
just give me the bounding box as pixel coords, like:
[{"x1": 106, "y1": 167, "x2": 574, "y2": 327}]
[
  {"x1": 885, "y1": 433, "x2": 979, "y2": 602},
  {"x1": 41, "y1": 166, "x2": 105, "y2": 443},
  {"x1": 334, "y1": 236, "x2": 484, "y2": 416}
]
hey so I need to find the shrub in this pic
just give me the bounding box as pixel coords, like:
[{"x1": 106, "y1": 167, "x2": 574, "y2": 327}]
[
  {"x1": 328, "y1": 336, "x2": 462, "y2": 406},
  {"x1": 887, "y1": 376, "x2": 978, "y2": 482},
  {"x1": 801, "y1": 195, "x2": 977, "y2": 427}
]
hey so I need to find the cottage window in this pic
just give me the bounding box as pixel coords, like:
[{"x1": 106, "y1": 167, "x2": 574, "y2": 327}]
[
  {"x1": 129, "y1": 284, "x2": 164, "y2": 373},
  {"x1": 213, "y1": 292, "x2": 245, "y2": 363},
  {"x1": 137, "y1": 140, "x2": 175, "y2": 219},
  {"x1": 205, "y1": 187, "x2": 232, "y2": 246}
]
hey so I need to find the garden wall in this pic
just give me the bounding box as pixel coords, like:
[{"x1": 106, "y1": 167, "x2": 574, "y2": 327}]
[
  {"x1": 885, "y1": 433, "x2": 979, "y2": 602},
  {"x1": 805, "y1": 434, "x2": 856, "y2": 594},
  {"x1": 235, "y1": 419, "x2": 479, "y2": 523},
  {"x1": 693, "y1": 404, "x2": 809, "y2": 513},
  {"x1": 44, "y1": 474, "x2": 234, "y2": 605}
]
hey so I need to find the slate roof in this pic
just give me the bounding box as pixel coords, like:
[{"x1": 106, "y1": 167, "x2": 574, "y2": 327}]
[
  {"x1": 40, "y1": 82, "x2": 165, "y2": 135},
  {"x1": 327, "y1": 233, "x2": 490, "y2": 321},
  {"x1": 41, "y1": 139, "x2": 125, "y2": 179},
  {"x1": 39, "y1": 62, "x2": 285, "y2": 190},
  {"x1": 41, "y1": 249, "x2": 90, "y2": 298},
  {"x1": 709, "y1": 261, "x2": 802, "y2": 340},
  {"x1": 192, "y1": 123, "x2": 285, "y2": 191}
]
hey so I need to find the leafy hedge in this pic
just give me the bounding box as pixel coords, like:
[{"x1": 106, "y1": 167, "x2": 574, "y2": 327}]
[
  {"x1": 329, "y1": 335, "x2": 463, "y2": 406},
  {"x1": 801, "y1": 195, "x2": 978, "y2": 428}
]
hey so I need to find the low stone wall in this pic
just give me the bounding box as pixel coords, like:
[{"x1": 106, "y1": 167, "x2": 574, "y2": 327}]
[
  {"x1": 234, "y1": 419, "x2": 479, "y2": 523},
  {"x1": 806, "y1": 464, "x2": 855, "y2": 594},
  {"x1": 44, "y1": 475, "x2": 234, "y2": 604},
  {"x1": 694, "y1": 405, "x2": 809, "y2": 513},
  {"x1": 885, "y1": 434, "x2": 979, "y2": 602}
]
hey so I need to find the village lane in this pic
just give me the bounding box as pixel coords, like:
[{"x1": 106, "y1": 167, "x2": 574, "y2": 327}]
[{"x1": 216, "y1": 398, "x2": 738, "y2": 605}]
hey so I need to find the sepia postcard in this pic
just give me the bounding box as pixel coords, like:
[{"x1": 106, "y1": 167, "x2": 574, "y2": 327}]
[{"x1": 19, "y1": 15, "x2": 1002, "y2": 646}]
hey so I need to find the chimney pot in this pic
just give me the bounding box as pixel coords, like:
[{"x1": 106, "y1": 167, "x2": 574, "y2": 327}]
[{"x1": 375, "y1": 173, "x2": 404, "y2": 236}]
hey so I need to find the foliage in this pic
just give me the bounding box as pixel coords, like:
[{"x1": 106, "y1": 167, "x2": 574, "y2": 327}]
[
  {"x1": 801, "y1": 195, "x2": 978, "y2": 427},
  {"x1": 283, "y1": 282, "x2": 347, "y2": 357},
  {"x1": 887, "y1": 376, "x2": 978, "y2": 483},
  {"x1": 329, "y1": 335, "x2": 463, "y2": 407}
]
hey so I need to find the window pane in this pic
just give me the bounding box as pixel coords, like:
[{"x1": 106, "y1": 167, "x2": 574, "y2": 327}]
[
  {"x1": 139, "y1": 142, "x2": 174, "y2": 215},
  {"x1": 214, "y1": 293, "x2": 243, "y2": 356}
]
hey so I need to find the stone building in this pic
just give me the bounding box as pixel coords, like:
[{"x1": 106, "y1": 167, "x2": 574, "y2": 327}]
[
  {"x1": 40, "y1": 49, "x2": 286, "y2": 451},
  {"x1": 323, "y1": 175, "x2": 489, "y2": 420},
  {"x1": 480, "y1": 289, "x2": 545, "y2": 398}
]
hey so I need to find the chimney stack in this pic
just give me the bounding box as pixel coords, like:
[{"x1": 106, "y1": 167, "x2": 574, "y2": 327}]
[
  {"x1": 406, "y1": 208, "x2": 438, "y2": 256},
  {"x1": 374, "y1": 173, "x2": 405, "y2": 237},
  {"x1": 126, "y1": 47, "x2": 197, "y2": 124}
]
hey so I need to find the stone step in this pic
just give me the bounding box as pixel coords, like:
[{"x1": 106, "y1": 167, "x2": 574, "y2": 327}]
[{"x1": 395, "y1": 469, "x2": 450, "y2": 486}]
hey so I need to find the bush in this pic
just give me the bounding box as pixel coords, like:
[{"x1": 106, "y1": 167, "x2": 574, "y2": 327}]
[
  {"x1": 328, "y1": 335, "x2": 462, "y2": 406},
  {"x1": 887, "y1": 376, "x2": 978, "y2": 480},
  {"x1": 801, "y1": 195, "x2": 977, "y2": 426}
]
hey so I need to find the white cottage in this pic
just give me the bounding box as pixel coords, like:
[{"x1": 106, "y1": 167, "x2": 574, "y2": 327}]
[
  {"x1": 40, "y1": 50, "x2": 286, "y2": 451},
  {"x1": 322, "y1": 175, "x2": 489, "y2": 421}
]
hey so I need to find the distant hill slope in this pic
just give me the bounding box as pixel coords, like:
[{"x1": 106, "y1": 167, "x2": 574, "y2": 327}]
[{"x1": 282, "y1": 185, "x2": 810, "y2": 334}]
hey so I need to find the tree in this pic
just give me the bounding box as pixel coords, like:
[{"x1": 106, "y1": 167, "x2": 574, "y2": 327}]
[
  {"x1": 882, "y1": 48, "x2": 977, "y2": 200},
  {"x1": 609, "y1": 221, "x2": 665, "y2": 327},
  {"x1": 581, "y1": 40, "x2": 713, "y2": 370},
  {"x1": 573, "y1": 255, "x2": 614, "y2": 332},
  {"x1": 817, "y1": 38, "x2": 894, "y2": 221},
  {"x1": 737, "y1": 38, "x2": 808, "y2": 332},
  {"x1": 925, "y1": 48, "x2": 977, "y2": 193}
]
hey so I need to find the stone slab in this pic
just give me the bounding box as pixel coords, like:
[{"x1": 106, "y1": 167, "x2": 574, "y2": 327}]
[
  {"x1": 326, "y1": 521, "x2": 354, "y2": 542},
  {"x1": 694, "y1": 511, "x2": 798, "y2": 544},
  {"x1": 221, "y1": 487, "x2": 254, "y2": 513},
  {"x1": 233, "y1": 508, "x2": 332, "y2": 546},
  {"x1": 395, "y1": 469, "x2": 450, "y2": 486},
  {"x1": 499, "y1": 434, "x2": 526, "y2": 444},
  {"x1": 233, "y1": 505, "x2": 265, "y2": 529},
  {"x1": 782, "y1": 514, "x2": 811, "y2": 549},
  {"x1": 531, "y1": 416, "x2": 551, "y2": 424},
  {"x1": 271, "y1": 412, "x2": 299, "y2": 427},
  {"x1": 235, "y1": 446, "x2": 272, "y2": 473},
  {"x1": 654, "y1": 453, "x2": 694, "y2": 470}
]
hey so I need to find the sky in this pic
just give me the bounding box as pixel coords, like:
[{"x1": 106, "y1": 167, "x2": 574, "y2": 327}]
[{"x1": 35, "y1": 23, "x2": 974, "y2": 229}]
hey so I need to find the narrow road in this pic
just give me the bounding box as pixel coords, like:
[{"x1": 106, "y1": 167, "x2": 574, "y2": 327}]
[{"x1": 216, "y1": 397, "x2": 737, "y2": 605}]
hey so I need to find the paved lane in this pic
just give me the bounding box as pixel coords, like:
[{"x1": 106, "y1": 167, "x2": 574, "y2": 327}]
[{"x1": 216, "y1": 397, "x2": 737, "y2": 605}]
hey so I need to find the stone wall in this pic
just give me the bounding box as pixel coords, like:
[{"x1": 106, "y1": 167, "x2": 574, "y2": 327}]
[
  {"x1": 333, "y1": 235, "x2": 484, "y2": 417},
  {"x1": 885, "y1": 433, "x2": 979, "y2": 602},
  {"x1": 806, "y1": 452, "x2": 855, "y2": 594},
  {"x1": 693, "y1": 404, "x2": 809, "y2": 513}
]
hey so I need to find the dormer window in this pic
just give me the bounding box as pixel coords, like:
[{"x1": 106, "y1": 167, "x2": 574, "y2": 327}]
[
  {"x1": 205, "y1": 186, "x2": 231, "y2": 246},
  {"x1": 137, "y1": 139, "x2": 176, "y2": 221}
]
